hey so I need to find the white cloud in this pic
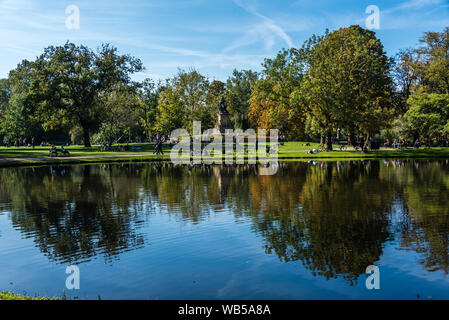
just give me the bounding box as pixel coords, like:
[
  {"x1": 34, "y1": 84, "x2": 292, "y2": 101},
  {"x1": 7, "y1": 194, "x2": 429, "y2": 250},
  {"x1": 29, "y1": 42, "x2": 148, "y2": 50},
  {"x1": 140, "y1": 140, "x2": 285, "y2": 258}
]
[
  {"x1": 227, "y1": 0, "x2": 294, "y2": 52},
  {"x1": 384, "y1": 0, "x2": 444, "y2": 14},
  {"x1": 0, "y1": 0, "x2": 32, "y2": 11},
  {"x1": 380, "y1": 0, "x2": 448, "y2": 30}
]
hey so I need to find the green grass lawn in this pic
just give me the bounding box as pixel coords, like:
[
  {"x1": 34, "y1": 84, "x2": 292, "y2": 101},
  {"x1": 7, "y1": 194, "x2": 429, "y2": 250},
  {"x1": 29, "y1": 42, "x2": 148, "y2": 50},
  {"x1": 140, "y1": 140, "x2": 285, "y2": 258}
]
[
  {"x1": 0, "y1": 142, "x2": 448, "y2": 167},
  {"x1": 0, "y1": 143, "x2": 169, "y2": 158}
]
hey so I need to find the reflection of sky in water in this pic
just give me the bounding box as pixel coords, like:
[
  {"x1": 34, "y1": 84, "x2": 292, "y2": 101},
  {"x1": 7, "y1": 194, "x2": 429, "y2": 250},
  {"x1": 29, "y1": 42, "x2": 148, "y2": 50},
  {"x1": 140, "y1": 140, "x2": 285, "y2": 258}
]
[{"x1": 0, "y1": 161, "x2": 448, "y2": 299}]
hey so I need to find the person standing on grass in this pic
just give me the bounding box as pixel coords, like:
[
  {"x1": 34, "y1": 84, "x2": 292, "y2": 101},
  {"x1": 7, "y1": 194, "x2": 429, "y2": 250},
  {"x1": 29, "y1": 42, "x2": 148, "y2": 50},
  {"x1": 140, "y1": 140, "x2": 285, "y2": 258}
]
[{"x1": 31, "y1": 137, "x2": 35, "y2": 149}]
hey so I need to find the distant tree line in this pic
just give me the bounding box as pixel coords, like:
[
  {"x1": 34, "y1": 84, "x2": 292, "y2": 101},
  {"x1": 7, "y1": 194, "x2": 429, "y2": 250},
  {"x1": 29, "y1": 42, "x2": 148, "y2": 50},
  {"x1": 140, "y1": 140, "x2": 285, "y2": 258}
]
[{"x1": 0, "y1": 25, "x2": 448, "y2": 149}]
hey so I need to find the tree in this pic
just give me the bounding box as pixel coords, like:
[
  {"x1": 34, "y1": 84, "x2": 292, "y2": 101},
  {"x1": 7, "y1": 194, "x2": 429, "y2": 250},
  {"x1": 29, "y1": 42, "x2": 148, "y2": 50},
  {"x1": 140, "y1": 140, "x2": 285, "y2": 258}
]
[
  {"x1": 154, "y1": 86, "x2": 185, "y2": 135},
  {"x1": 136, "y1": 79, "x2": 162, "y2": 140},
  {"x1": 225, "y1": 70, "x2": 258, "y2": 130},
  {"x1": 96, "y1": 85, "x2": 140, "y2": 147},
  {"x1": 404, "y1": 93, "x2": 449, "y2": 143},
  {"x1": 0, "y1": 79, "x2": 9, "y2": 114},
  {"x1": 415, "y1": 27, "x2": 449, "y2": 94},
  {"x1": 154, "y1": 69, "x2": 214, "y2": 134},
  {"x1": 249, "y1": 48, "x2": 307, "y2": 138},
  {"x1": 392, "y1": 49, "x2": 420, "y2": 114},
  {"x1": 0, "y1": 79, "x2": 10, "y2": 138},
  {"x1": 297, "y1": 25, "x2": 393, "y2": 150},
  {"x1": 28, "y1": 42, "x2": 143, "y2": 147},
  {"x1": 206, "y1": 80, "x2": 225, "y2": 113},
  {"x1": 2, "y1": 61, "x2": 45, "y2": 140}
]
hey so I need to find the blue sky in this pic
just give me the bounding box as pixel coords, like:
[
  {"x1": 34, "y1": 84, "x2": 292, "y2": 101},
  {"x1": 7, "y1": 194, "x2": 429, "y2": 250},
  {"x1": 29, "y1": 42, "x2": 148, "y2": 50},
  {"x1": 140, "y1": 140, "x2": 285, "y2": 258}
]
[{"x1": 0, "y1": 0, "x2": 448, "y2": 81}]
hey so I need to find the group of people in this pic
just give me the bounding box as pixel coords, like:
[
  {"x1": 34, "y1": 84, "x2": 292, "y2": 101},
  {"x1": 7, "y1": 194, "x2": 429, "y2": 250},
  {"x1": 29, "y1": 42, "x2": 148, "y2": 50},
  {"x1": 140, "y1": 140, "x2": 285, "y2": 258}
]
[
  {"x1": 49, "y1": 145, "x2": 70, "y2": 156},
  {"x1": 154, "y1": 134, "x2": 164, "y2": 155},
  {"x1": 1, "y1": 137, "x2": 38, "y2": 148},
  {"x1": 384, "y1": 139, "x2": 423, "y2": 148}
]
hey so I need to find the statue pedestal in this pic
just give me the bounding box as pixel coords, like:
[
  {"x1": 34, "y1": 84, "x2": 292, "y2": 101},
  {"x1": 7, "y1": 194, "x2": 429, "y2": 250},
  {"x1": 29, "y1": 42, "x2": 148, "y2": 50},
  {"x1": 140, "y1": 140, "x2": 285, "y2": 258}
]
[{"x1": 215, "y1": 113, "x2": 234, "y2": 134}]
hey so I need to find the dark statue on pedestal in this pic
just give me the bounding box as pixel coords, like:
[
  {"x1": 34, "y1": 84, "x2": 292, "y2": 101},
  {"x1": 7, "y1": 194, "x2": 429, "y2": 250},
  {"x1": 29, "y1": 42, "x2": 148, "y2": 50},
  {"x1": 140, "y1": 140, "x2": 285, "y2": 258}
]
[
  {"x1": 215, "y1": 97, "x2": 234, "y2": 134},
  {"x1": 219, "y1": 97, "x2": 229, "y2": 114}
]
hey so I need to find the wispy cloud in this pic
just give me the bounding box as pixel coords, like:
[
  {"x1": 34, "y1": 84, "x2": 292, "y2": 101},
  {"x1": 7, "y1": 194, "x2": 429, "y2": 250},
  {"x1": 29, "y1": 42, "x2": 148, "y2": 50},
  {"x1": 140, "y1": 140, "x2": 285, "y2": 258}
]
[
  {"x1": 226, "y1": 0, "x2": 294, "y2": 52},
  {"x1": 0, "y1": 0, "x2": 32, "y2": 10},
  {"x1": 380, "y1": 0, "x2": 448, "y2": 30},
  {"x1": 0, "y1": 0, "x2": 446, "y2": 80},
  {"x1": 383, "y1": 0, "x2": 444, "y2": 14}
]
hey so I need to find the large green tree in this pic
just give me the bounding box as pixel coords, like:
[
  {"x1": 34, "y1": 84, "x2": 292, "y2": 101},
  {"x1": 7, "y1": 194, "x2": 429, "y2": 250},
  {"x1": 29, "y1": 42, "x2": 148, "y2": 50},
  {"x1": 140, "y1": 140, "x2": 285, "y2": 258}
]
[
  {"x1": 2, "y1": 61, "x2": 45, "y2": 140},
  {"x1": 225, "y1": 69, "x2": 258, "y2": 130},
  {"x1": 415, "y1": 27, "x2": 449, "y2": 94},
  {"x1": 249, "y1": 48, "x2": 307, "y2": 138},
  {"x1": 27, "y1": 42, "x2": 143, "y2": 147},
  {"x1": 404, "y1": 93, "x2": 449, "y2": 143},
  {"x1": 0, "y1": 79, "x2": 10, "y2": 137},
  {"x1": 96, "y1": 85, "x2": 140, "y2": 147},
  {"x1": 136, "y1": 79, "x2": 162, "y2": 140},
  {"x1": 154, "y1": 69, "x2": 214, "y2": 134},
  {"x1": 297, "y1": 25, "x2": 393, "y2": 150}
]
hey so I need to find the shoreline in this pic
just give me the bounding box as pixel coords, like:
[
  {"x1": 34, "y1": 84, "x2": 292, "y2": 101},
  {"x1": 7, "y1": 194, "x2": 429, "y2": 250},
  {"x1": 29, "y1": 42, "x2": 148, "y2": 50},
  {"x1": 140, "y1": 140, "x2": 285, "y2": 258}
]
[
  {"x1": 1, "y1": 153, "x2": 449, "y2": 168},
  {"x1": 1, "y1": 143, "x2": 448, "y2": 168}
]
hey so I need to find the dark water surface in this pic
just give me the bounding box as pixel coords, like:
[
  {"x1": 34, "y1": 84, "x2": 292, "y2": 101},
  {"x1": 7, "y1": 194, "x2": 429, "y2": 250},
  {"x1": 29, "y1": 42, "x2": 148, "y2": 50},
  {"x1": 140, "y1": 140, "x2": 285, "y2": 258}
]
[{"x1": 0, "y1": 160, "x2": 449, "y2": 299}]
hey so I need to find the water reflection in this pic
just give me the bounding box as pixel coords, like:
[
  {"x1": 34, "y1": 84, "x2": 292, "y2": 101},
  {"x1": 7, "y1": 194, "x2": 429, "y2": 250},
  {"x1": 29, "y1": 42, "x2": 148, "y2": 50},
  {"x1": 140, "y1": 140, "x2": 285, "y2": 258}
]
[{"x1": 0, "y1": 160, "x2": 448, "y2": 284}]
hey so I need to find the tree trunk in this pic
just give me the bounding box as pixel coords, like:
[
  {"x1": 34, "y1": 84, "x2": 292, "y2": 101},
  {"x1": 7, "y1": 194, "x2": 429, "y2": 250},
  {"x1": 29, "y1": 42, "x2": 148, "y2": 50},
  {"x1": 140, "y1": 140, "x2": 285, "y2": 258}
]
[
  {"x1": 108, "y1": 123, "x2": 113, "y2": 148},
  {"x1": 347, "y1": 129, "x2": 357, "y2": 148},
  {"x1": 413, "y1": 131, "x2": 419, "y2": 144},
  {"x1": 82, "y1": 126, "x2": 91, "y2": 147},
  {"x1": 364, "y1": 134, "x2": 371, "y2": 150},
  {"x1": 325, "y1": 131, "x2": 333, "y2": 151}
]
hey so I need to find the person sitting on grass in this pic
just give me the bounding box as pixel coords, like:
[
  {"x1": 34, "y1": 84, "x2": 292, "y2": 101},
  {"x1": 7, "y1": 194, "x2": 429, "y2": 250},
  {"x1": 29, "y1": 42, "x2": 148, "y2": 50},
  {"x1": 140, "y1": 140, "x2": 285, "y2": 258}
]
[
  {"x1": 50, "y1": 145, "x2": 58, "y2": 156},
  {"x1": 60, "y1": 146, "x2": 70, "y2": 155}
]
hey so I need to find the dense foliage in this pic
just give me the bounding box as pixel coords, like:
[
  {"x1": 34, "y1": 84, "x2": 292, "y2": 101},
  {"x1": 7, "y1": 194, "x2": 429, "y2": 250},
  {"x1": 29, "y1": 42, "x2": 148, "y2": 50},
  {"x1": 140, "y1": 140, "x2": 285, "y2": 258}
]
[{"x1": 0, "y1": 26, "x2": 448, "y2": 147}]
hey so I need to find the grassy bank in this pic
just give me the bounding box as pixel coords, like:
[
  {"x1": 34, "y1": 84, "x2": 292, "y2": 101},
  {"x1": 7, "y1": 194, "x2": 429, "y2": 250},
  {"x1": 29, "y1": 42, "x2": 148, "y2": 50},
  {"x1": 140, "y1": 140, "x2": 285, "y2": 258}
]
[{"x1": 1, "y1": 142, "x2": 448, "y2": 167}]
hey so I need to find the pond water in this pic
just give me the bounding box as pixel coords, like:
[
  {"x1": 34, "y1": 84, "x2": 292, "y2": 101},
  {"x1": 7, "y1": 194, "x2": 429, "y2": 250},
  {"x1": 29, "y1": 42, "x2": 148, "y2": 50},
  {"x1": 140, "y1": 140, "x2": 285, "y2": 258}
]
[{"x1": 0, "y1": 160, "x2": 449, "y2": 299}]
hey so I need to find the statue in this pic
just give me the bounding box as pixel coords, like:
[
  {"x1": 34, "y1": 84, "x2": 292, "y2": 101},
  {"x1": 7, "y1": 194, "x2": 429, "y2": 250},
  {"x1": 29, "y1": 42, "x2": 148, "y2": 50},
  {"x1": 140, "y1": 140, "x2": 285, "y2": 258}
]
[
  {"x1": 219, "y1": 97, "x2": 228, "y2": 114},
  {"x1": 215, "y1": 96, "x2": 234, "y2": 133}
]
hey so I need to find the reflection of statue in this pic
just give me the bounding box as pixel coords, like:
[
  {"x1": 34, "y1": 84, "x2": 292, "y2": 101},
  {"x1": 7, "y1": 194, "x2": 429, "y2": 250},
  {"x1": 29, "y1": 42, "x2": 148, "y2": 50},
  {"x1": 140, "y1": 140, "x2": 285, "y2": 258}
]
[{"x1": 219, "y1": 97, "x2": 228, "y2": 114}]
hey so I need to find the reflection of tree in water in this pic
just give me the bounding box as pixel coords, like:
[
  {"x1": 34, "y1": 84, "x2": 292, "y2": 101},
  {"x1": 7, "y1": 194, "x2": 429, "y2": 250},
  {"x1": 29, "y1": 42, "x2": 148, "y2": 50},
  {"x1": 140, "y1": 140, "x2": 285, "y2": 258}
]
[
  {"x1": 1, "y1": 160, "x2": 449, "y2": 279},
  {"x1": 248, "y1": 161, "x2": 394, "y2": 284},
  {"x1": 0, "y1": 165, "x2": 147, "y2": 264},
  {"x1": 143, "y1": 164, "x2": 221, "y2": 222},
  {"x1": 395, "y1": 160, "x2": 449, "y2": 274}
]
